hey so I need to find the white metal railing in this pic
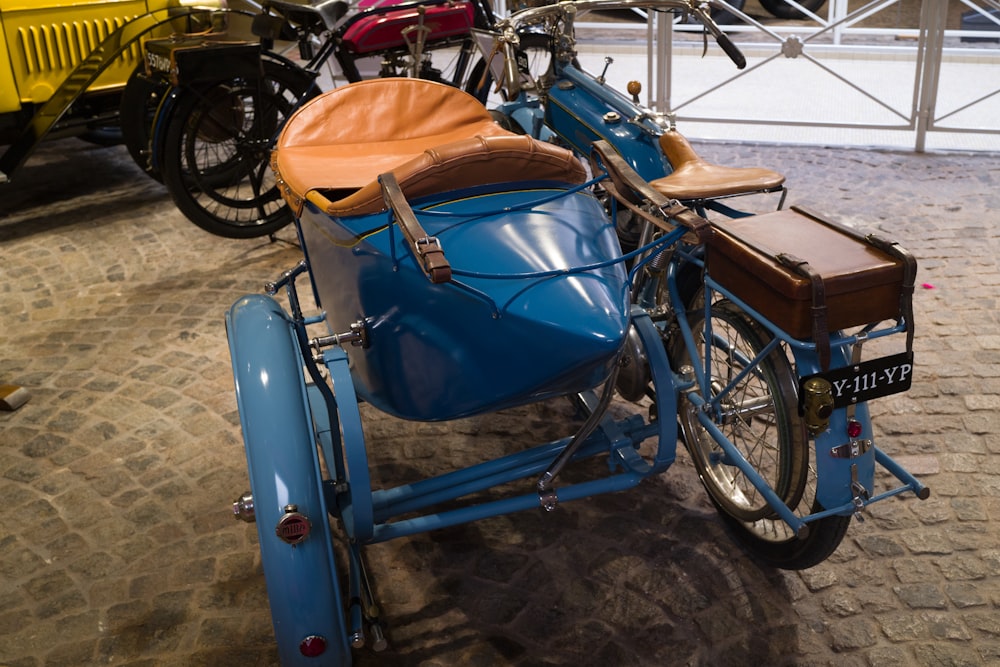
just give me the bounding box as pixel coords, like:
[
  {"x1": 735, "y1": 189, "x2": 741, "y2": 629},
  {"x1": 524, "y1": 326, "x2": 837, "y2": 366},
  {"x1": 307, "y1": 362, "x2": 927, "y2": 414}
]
[{"x1": 564, "y1": 0, "x2": 1000, "y2": 151}]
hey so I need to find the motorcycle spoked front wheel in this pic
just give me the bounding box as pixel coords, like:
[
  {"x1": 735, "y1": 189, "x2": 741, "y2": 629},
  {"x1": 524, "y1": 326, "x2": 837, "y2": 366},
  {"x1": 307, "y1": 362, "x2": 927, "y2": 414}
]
[
  {"x1": 673, "y1": 299, "x2": 850, "y2": 570},
  {"x1": 465, "y1": 32, "x2": 564, "y2": 105},
  {"x1": 160, "y1": 61, "x2": 315, "y2": 239}
]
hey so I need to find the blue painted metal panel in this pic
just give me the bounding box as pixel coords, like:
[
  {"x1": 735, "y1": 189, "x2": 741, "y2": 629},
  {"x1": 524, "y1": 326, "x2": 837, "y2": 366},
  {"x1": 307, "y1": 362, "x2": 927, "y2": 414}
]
[
  {"x1": 298, "y1": 186, "x2": 631, "y2": 421},
  {"x1": 544, "y1": 65, "x2": 670, "y2": 181},
  {"x1": 792, "y1": 343, "x2": 876, "y2": 515}
]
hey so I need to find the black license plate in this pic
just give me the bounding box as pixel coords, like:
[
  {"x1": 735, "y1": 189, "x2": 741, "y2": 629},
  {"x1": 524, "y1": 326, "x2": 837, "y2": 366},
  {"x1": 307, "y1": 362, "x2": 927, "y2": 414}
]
[{"x1": 803, "y1": 352, "x2": 914, "y2": 408}]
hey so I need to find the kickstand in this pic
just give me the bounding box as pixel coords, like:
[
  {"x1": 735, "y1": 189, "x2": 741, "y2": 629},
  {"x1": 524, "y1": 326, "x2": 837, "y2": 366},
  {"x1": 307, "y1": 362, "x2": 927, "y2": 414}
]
[{"x1": 536, "y1": 360, "x2": 621, "y2": 510}]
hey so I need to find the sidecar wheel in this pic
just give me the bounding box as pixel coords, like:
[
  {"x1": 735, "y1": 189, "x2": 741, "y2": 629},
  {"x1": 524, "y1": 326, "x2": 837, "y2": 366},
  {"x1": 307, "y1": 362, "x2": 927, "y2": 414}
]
[
  {"x1": 674, "y1": 299, "x2": 850, "y2": 569},
  {"x1": 160, "y1": 60, "x2": 316, "y2": 238},
  {"x1": 227, "y1": 294, "x2": 352, "y2": 665}
]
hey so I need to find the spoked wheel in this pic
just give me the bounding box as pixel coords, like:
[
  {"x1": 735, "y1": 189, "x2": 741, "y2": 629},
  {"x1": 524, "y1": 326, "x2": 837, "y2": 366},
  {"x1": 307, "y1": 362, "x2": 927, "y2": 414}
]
[
  {"x1": 673, "y1": 299, "x2": 850, "y2": 569},
  {"x1": 160, "y1": 60, "x2": 316, "y2": 238},
  {"x1": 370, "y1": 37, "x2": 490, "y2": 97}
]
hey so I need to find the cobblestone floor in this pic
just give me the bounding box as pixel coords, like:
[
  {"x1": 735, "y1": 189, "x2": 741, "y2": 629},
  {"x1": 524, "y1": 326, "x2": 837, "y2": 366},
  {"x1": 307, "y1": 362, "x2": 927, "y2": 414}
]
[{"x1": 1, "y1": 136, "x2": 999, "y2": 667}]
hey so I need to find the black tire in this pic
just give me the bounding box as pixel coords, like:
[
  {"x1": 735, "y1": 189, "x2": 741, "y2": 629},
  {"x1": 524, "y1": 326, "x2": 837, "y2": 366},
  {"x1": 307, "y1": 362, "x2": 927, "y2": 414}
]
[
  {"x1": 120, "y1": 64, "x2": 171, "y2": 181},
  {"x1": 160, "y1": 59, "x2": 316, "y2": 239},
  {"x1": 673, "y1": 299, "x2": 850, "y2": 569},
  {"x1": 77, "y1": 126, "x2": 123, "y2": 146},
  {"x1": 709, "y1": 0, "x2": 747, "y2": 25},
  {"x1": 488, "y1": 109, "x2": 528, "y2": 134},
  {"x1": 758, "y1": 0, "x2": 827, "y2": 19},
  {"x1": 466, "y1": 32, "x2": 560, "y2": 104}
]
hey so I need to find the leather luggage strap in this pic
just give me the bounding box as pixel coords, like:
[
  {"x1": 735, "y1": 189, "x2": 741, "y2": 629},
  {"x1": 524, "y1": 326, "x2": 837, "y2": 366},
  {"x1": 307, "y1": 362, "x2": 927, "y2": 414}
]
[
  {"x1": 775, "y1": 253, "x2": 831, "y2": 371},
  {"x1": 590, "y1": 140, "x2": 712, "y2": 244},
  {"x1": 859, "y1": 231, "x2": 917, "y2": 355},
  {"x1": 379, "y1": 172, "x2": 451, "y2": 284}
]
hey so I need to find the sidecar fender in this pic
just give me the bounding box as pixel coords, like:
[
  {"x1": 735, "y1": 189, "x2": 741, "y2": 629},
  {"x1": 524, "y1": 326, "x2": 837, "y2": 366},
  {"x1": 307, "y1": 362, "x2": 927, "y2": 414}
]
[{"x1": 226, "y1": 293, "x2": 351, "y2": 666}]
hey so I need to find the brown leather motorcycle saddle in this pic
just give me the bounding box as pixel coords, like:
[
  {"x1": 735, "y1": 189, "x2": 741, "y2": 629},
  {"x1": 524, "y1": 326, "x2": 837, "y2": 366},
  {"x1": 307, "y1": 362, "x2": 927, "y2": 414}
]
[{"x1": 651, "y1": 129, "x2": 786, "y2": 201}]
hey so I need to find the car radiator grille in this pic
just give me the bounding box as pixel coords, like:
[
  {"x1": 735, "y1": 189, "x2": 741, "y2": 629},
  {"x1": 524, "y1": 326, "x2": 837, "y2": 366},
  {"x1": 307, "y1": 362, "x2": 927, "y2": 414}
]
[{"x1": 15, "y1": 16, "x2": 141, "y2": 75}]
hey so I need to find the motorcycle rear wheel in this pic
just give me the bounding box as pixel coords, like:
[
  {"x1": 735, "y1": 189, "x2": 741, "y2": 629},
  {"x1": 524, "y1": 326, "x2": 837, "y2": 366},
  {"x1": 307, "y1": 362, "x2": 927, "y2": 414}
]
[
  {"x1": 674, "y1": 299, "x2": 850, "y2": 570},
  {"x1": 160, "y1": 60, "x2": 316, "y2": 238}
]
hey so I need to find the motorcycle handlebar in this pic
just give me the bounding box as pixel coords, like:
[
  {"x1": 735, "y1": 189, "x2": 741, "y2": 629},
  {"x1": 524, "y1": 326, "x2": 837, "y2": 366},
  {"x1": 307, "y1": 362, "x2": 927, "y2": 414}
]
[
  {"x1": 503, "y1": 0, "x2": 746, "y2": 70},
  {"x1": 713, "y1": 30, "x2": 746, "y2": 69},
  {"x1": 702, "y1": 0, "x2": 746, "y2": 69}
]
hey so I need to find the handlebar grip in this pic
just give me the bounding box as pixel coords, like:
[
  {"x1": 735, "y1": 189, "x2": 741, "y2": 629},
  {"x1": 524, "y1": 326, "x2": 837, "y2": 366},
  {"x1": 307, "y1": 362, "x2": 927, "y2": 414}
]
[{"x1": 715, "y1": 31, "x2": 746, "y2": 70}]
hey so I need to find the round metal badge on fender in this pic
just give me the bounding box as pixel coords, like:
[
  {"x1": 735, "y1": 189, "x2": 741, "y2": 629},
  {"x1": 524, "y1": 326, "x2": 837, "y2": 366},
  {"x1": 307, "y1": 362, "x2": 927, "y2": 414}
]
[{"x1": 275, "y1": 504, "x2": 311, "y2": 545}]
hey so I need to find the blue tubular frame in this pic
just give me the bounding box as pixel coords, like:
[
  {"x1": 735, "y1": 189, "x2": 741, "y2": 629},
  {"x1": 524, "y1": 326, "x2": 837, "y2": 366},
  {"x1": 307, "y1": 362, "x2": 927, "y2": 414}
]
[
  {"x1": 236, "y1": 255, "x2": 678, "y2": 660},
  {"x1": 311, "y1": 305, "x2": 677, "y2": 546},
  {"x1": 493, "y1": 32, "x2": 927, "y2": 531}
]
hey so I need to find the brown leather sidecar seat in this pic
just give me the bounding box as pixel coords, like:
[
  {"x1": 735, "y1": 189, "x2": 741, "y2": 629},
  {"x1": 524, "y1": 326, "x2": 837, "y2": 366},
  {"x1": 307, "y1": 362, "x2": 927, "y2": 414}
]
[{"x1": 271, "y1": 77, "x2": 516, "y2": 215}]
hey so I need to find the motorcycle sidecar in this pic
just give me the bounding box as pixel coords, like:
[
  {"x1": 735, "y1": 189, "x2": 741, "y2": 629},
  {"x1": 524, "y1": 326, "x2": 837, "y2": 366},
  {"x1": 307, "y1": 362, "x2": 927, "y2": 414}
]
[{"x1": 227, "y1": 78, "x2": 680, "y2": 665}]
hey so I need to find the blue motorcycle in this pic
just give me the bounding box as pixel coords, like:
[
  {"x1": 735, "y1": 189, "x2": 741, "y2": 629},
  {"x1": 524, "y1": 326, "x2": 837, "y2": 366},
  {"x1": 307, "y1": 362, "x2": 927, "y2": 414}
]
[{"x1": 226, "y1": 2, "x2": 927, "y2": 663}]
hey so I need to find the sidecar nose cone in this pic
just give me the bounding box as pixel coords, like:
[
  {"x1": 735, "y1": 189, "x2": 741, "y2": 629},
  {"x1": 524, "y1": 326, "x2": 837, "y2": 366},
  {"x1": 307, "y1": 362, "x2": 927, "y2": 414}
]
[{"x1": 511, "y1": 273, "x2": 629, "y2": 352}]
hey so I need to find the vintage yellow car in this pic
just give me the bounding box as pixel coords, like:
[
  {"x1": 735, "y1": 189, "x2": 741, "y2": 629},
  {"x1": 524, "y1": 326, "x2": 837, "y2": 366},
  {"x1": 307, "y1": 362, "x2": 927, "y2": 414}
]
[{"x1": 0, "y1": 0, "x2": 225, "y2": 182}]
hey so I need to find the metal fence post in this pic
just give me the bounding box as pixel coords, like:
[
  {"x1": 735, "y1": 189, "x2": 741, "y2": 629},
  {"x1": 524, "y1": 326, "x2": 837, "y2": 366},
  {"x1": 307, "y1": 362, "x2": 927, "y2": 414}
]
[
  {"x1": 914, "y1": 0, "x2": 948, "y2": 152},
  {"x1": 649, "y1": 8, "x2": 672, "y2": 114}
]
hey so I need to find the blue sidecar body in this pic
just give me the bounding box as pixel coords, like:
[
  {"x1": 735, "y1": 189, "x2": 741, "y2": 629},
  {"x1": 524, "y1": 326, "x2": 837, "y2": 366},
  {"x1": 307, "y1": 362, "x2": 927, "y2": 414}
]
[{"x1": 272, "y1": 78, "x2": 631, "y2": 421}]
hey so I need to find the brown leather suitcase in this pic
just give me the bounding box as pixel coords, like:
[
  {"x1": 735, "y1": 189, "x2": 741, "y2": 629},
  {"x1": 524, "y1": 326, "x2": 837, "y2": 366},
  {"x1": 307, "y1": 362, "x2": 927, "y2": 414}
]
[{"x1": 706, "y1": 206, "x2": 916, "y2": 367}]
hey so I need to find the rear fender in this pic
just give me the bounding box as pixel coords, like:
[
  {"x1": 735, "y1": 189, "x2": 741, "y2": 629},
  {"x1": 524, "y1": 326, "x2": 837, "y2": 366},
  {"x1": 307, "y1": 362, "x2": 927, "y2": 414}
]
[{"x1": 792, "y1": 344, "x2": 875, "y2": 514}]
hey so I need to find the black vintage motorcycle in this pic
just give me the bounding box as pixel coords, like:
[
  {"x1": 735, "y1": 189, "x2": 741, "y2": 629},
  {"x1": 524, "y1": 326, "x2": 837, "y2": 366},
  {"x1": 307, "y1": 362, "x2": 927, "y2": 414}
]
[{"x1": 124, "y1": 0, "x2": 505, "y2": 238}]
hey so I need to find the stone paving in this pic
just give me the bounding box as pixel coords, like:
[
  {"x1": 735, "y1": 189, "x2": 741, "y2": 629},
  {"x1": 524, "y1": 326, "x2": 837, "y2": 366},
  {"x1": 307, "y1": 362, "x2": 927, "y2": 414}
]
[{"x1": 1, "y1": 136, "x2": 999, "y2": 667}]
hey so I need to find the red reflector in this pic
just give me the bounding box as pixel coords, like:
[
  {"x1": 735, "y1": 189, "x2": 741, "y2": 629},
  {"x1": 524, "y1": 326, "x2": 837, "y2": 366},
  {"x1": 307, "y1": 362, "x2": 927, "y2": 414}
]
[
  {"x1": 300, "y1": 635, "x2": 327, "y2": 657},
  {"x1": 847, "y1": 420, "x2": 863, "y2": 439}
]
